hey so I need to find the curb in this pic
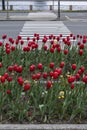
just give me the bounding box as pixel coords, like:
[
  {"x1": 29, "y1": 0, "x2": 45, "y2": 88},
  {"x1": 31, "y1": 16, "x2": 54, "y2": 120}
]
[{"x1": 0, "y1": 124, "x2": 87, "y2": 130}]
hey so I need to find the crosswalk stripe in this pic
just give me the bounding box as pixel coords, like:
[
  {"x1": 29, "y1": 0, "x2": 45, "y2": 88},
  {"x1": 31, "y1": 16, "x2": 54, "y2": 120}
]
[{"x1": 19, "y1": 16, "x2": 71, "y2": 49}]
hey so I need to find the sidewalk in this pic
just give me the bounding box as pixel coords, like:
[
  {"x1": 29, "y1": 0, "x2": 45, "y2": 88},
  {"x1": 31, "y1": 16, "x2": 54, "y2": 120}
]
[
  {"x1": 0, "y1": 11, "x2": 58, "y2": 21},
  {"x1": 0, "y1": 124, "x2": 87, "y2": 130}
]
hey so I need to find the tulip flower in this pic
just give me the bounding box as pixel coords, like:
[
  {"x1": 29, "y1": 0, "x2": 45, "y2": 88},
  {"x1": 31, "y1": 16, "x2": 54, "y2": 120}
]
[
  {"x1": 50, "y1": 48, "x2": 54, "y2": 53},
  {"x1": 37, "y1": 63, "x2": 43, "y2": 70},
  {"x1": 0, "y1": 62, "x2": 3, "y2": 68},
  {"x1": 64, "y1": 49, "x2": 68, "y2": 55},
  {"x1": 8, "y1": 66, "x2": 13, "y2": 72},
  {"x1": 71, "y1": 64, "x2": 77, "y2": 71},
  {"x1": 6, "y1": 89, "x2": 11, "y2": 95},
  {"x1": 29, "y1": 65, "x2": 35, "y2": 72},
  {"x1": 0, "y1": 41, "x2": 3, "y2": 46},
  {"x1": 1, "y1": 76, "x2": 6, "y2": 83},
  {"x1": 70, "y1": 84, "x2": 75, "y2": 89},
  {"x1": 60, "y1": 62, "x2": 65, "y2": 68},
  {"x1": 68, "y1": 76, "x2": 76, "y2": 83},
  {"x1": 43, "y1": 72, "x2": 48, "y2": 79},
  {"x1": 78, "y1": 49, "x2": 83, "y2": 56},
  {"x1": 49, "y1": 62, "x2": 54, "y2": 69},
  {"x1": 24, "y1": 84, "x2": 30, "y2": 91},
  {"x1": 46, "y1": 81, "x2": 52, "y2": 89},
  {"x1": 2, "y1": 34, "x2": 7, "y2": 39}
]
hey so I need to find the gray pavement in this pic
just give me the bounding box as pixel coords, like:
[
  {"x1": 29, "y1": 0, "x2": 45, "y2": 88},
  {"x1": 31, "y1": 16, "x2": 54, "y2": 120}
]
[{"x1": 0, "y1": 124, "x2": 87, "y2": 130}]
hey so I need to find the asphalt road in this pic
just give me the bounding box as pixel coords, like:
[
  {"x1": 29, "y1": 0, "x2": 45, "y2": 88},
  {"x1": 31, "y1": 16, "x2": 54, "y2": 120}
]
[
  {"x1": 0, "y1": 21, "x2": 24, "y2": 39},
  {"x1": 64, "y1": 21, "x2": 87, "y2": 35},
  {"x1": 0, "y1": 20, "x2": 87, "y2": 39}
]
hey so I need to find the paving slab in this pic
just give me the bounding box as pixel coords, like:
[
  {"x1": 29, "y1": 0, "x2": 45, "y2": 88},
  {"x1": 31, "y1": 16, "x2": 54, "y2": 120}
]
[{"x1": 0, "y1": 124, "x2": 87, "y2": 130}]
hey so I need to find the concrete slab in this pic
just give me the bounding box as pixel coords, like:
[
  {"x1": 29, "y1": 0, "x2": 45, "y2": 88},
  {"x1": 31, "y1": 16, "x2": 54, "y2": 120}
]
[{"x1": 0, "y1": 124, "x2": 87, "y2": 130}]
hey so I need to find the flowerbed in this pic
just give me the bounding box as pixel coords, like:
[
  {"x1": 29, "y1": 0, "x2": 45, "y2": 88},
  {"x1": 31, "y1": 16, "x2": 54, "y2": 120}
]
[{"x1": 0, "y1": 33, "x2": 87, "y2": 123}]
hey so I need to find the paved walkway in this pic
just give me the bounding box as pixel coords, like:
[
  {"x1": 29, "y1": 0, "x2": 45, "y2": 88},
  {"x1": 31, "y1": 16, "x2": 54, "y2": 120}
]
[
  {"x1": 0, "y1": 124, "x2": 87, "y2": 130},
  {"x1": 0, "y1": 11, "x2": 58, "y2": 21}
]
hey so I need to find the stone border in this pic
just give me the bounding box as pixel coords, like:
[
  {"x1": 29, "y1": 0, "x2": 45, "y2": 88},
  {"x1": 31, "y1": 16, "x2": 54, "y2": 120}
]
[{"x1": 0, "y1": 124, "x2": 87, "y2": 130}]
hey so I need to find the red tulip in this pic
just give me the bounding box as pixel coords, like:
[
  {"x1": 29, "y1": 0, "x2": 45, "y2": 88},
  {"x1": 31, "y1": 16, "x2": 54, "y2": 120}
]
[
  {"x1": 49, "y1": 62, "x2": 54, "y2": 69},
  {"x1": 43, "y1": 45, "x2": 47, "y2": 51},
  {"x1": 28, "y1": 112, "x2": 32, "y2": 117},
  {"x1": 50, "y1": 48, "x2": 54, "y2": 53},
  {"x1": 68, "y1": 76, "x2": 75, "y2": 83},
  {"x1": 17, "y1": 77, "x2": 24, "y2": 86},
  {"x1": 30, "y1": 65, "x2": 35, "y2": 72},
  {"x1": 70, "y1": 33, "x2": 73, "y2": 37},
  {"x1": 17, "y1": 35, "x2": 21, "y2": 40},
  {"x1": 26, "y1": 46, "x2": 30, "y2": 52},
  {"x1": 13, "y1": 64, "x2": 18, "y2": 71},
  {"x1": 17, "y1": 66, "x2": 23, "y2": 73},
  {"x1": 8, "y1": 66, "x2": 13, "y2": 72},
  {"x1": 36, "y1": 73, "x2": 41, "y2": 80},
  {"x1": 57, "y1": 47, "x2": 61, "y2": 52},
  {"x1": 81, "y1": 66, "x2": 85, "y2": 73},
  {"x1": 27, "y1": 37, "x2": 30, "y2": 41},
  {"x1": 4, "y1": 72, "x2": 9, "y2": 79},
  {"x1": 70, "y1": 84, "x2": 75, "y2": 89},
  {"x1": 79, "y1": 49, "x2": 83, "y2": 56},
  {"x1": 20, "y1": 40, "x2": 24, "y2": 45},
  {"x1": 46, "y1": 81, "x2": 52, "y2": 89},
  {"x1": 2, "y1": 34, "x2": 7, "y2": 39},
  {"x1": 43, "y1": 72, "x2": 48, "y2": 79},
  {"x1": 1, "y1": 76, "x2": 6, "y2": 83},
  {"x1": 60, "y1": 34, "x2": 62, "y2": 37},
  {"x1": 71, "y1": 64, "x2": 77, "y2": 71},
  {"x1": 53, "y1": 72, "x2": 58, "y2": 79},
  {"x1": 9, "y1": 37, "x2": 14, "y2": 44},
  {"x1": 0, "y1": 62, "x2": 2, "y2": 68},
  {"x1": 7, "y1": 76, "x2": 13, "y2": 82},
  {"x1": 64, "y1": 49, "x2": 68, "y2": 55},
  {"x1": 54, "y1": 68, "x2": 62, "y2": 75},
  {"x1": 50, "y1": 40, "x2": 54, "y2": 45},
  {"x1": 0, "y1": 42, "x2": 3, "y2": 46},
  {"x1": 77, "y1": 34, "x2": 80, "y2": 38},
  {"x1": 6, "y1": 48, "x2": 10, "y2": 54},
  {"x1": 23, "y1": 47, "x2": 28, "y2": 51},
  {"x1": 56, "y1": 36, "x2": 60, "y2": 41},
  {"x1": 60, "y1": 62, "x2": 65, "y2": 68},
  {"x1": 42, "y1": 38, "x2": 47, "y2": 43},
  {"x1": 49, "y1": 71, "x2": 53, "y2": 77},
  {"x1": 24, "y1": 84, "x2": 30, "y2": 91},
  {"x1": 79, "y1": 44, "x2": 84, "y2": 49},
  {"x1": 82, "y1": 76, "x2": 87, "y2": 84},
  {"x1": 11, "y1": 46, "x2": 15, "y2": 51},
  {"x1": 83, "y1": 39, "x2": 86, "y2": 44},
  {"x1": 37, "y1": 63, "x2": 43, "y2": 70},
  {"x1": 78, "y1": 41, "x2": 81, "y2": 45},
  {"x1": 6, "y1": 89, "x2": 11, "y2": 95},
  {"x1": 75, "y1": 73, "x2": 80, "y2": 80},
  {"x1": 32, "y1": 74, "x2": 36, "y2": 80},
  {"x1": 78, "y1": 69, "x2": 82, "y2": 75}
]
